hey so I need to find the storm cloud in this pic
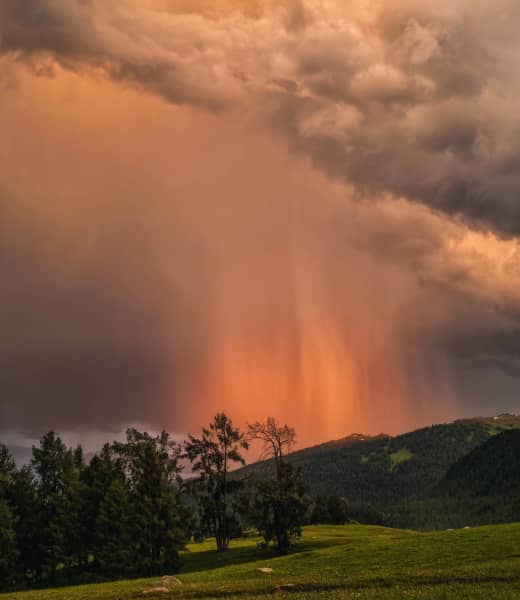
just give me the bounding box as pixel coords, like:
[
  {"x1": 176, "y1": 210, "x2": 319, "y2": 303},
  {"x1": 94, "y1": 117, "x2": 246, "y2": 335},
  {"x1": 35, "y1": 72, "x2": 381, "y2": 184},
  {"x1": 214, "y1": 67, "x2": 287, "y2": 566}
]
[
  {"x1": 2, "y1": 0, "x2": 520, "y2": 234},
  {"x1": 0, "y1": 194, "x2": 201, "y2": 433},
  {"x1": 1, "y1": 1, "x2": 520, "y2": 450}
]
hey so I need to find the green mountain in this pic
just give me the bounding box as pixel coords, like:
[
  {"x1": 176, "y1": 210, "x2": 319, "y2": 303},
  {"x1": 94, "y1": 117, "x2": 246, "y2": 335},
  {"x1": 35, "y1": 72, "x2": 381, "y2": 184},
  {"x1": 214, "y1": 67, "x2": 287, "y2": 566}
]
[
  {"x1": 434, "y1": 428, "x2": 520, "y2": 498},
  {"x1": 391, "y1": 427, "x2": 520, "y2": 530},
  {"x1": 239, "y1": 414, "x2": 520, "y2": 523}
]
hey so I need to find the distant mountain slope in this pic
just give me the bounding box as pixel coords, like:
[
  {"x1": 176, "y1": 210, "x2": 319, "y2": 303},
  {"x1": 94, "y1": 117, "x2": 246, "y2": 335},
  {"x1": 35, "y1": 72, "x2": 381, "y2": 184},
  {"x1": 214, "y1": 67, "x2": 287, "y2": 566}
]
[
  {"x1": 238, "y1": 415, "x2": 520, "y2": 508},
  {"x1": 434, "y1": 428, "x2": 520, "y2": 498},
  {"x1": 391, "y1": 428, "x2": 520, "y2": 530}
]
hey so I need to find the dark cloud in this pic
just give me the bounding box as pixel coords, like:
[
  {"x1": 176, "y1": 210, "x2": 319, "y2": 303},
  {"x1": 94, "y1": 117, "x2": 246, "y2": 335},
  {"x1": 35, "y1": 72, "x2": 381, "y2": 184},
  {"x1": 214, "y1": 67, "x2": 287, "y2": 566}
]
[
  {"x1": 1, "y1": 0, "x2": 520, "y2": 446},
  {"x1": 442, "y1": 329, "x2": 520, "y2": 362},
  {"x1": 466, "y1": 357, "x2": 520, "y2": 380},
  {"x1": 2, "y1": 1, "x2": 520, "y2": 234},
  {"x1": 264, "y1": 1, "x2": 520, "y2": 235},
  {"x1": 0, "y1": 0, "x2": 234, "y2": 110},
  {"x1": 0, "y1": 196, "x2": 206, "y2": 433}
]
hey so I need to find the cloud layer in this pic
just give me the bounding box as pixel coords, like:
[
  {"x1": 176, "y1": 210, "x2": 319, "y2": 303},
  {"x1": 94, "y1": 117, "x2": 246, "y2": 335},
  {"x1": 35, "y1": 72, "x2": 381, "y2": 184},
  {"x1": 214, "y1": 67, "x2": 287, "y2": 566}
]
[
  {"x1": 1, "y1": 1, "x2": 520, "y2": 448},
  {"x1": 2, "y1": 0, "x2": 520, "y2": 234}
]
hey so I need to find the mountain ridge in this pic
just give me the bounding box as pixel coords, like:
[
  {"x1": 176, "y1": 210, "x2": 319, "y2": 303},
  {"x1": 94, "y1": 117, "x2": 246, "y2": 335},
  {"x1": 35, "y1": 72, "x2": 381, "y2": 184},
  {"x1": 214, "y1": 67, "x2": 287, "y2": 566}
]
[{"x1": 238, "y1": 414, "x2": 520, "y2": 514}]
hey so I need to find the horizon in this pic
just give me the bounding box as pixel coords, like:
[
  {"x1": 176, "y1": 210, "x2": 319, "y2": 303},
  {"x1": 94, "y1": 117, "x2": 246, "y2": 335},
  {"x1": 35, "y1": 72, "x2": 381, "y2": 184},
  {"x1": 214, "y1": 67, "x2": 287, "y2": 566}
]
[{"x1": 7, "y1": 411, "x2": 518, "y2": 467}]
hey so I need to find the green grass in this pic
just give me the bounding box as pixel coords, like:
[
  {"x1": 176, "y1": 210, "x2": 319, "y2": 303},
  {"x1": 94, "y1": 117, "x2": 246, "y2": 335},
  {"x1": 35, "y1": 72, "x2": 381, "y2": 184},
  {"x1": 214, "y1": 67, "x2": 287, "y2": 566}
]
[{"x1": 4, "y1": 523, "x2": 520, "y2": 599}]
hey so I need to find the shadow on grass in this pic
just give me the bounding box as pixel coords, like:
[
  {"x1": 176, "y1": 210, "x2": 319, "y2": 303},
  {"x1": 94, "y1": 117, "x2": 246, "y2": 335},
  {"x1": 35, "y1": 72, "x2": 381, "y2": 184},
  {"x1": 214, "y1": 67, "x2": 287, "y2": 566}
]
[{"x1": 179, "y1": 538, "x2": 333, "y2": 576}]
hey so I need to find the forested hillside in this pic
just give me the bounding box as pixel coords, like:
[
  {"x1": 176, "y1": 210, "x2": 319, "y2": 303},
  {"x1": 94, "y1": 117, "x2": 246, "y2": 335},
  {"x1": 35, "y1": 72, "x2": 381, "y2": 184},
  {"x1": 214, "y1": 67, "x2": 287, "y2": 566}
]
[
  {"x1": 389, "y1": 428, "x2": 520, "y2": 530},
  {"x1": 238, "y1": 415, "x2": 520, "y2": 511},
  {"x1": 435, "y1": 428, "x2": 520, "y2": 497}
]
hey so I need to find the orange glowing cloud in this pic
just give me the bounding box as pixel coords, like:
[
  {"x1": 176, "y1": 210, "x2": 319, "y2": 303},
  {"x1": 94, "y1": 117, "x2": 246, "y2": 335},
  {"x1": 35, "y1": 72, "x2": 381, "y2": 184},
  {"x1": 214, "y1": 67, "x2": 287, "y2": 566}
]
[{"x1": 1, "y1": 1, "x2": 520, "y2": 447}]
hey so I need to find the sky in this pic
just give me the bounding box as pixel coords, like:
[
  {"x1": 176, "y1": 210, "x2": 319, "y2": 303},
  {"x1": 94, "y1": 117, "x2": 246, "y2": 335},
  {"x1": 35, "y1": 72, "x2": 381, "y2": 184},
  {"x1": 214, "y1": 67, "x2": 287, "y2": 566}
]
[{"x1": 1, "y1": 0, "x2": 520, "y2": 459}]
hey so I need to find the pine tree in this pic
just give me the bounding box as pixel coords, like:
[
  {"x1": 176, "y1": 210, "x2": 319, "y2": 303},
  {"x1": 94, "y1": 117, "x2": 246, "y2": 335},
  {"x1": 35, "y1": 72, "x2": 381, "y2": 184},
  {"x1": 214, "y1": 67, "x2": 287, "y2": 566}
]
[
  {"x1": 9, "y1": 466, "x2": 40, "y2": 585},
  {"x1": 184, "y1": 413, "x2": 249, "y2": 551},
  {"x1": 81, "y1": 443, "x2": 126, "y2": 568},
  {"x1": 94, "y1": 479, "x2": 135, "y2": 578},
  {"x1": 55, "y1": 450, "x2": 84, "y2": 582},
  {"x1": 31, "y1": 431, "x2": 83, "y2": 583},
  {"x1": 114, "y1": 429, "x2": 187, "y2": 575}
]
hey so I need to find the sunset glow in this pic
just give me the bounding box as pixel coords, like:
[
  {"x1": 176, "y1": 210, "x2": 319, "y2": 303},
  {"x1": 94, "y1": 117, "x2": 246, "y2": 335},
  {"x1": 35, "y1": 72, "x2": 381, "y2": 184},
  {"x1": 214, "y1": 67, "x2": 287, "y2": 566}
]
[{"x1": 1, "y1": 0, "x2": 520, "y2": 455}]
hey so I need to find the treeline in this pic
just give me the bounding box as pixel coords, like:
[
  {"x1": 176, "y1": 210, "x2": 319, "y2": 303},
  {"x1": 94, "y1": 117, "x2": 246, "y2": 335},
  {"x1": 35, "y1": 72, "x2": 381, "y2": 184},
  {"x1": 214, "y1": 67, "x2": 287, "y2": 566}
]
[
  {"x1": 0, "y1": 428, "x2": 187, "y2": 590},
  {"x1": 0, "y1": 414, "x2": 349, "y2": 592}
]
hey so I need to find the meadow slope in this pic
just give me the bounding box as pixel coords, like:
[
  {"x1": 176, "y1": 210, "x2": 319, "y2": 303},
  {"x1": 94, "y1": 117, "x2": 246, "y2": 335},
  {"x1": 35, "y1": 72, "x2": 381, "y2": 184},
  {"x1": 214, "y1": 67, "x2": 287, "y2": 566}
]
[{"x1": 3, "y1": 523, "x2": 520, "y2": 599}]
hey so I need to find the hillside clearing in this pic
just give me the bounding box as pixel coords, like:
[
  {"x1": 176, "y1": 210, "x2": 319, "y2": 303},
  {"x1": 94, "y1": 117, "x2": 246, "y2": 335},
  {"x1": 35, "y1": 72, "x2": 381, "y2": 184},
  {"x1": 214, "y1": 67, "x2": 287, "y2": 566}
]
[
  {"x1": 389, "y1": 448, "x2": 413, "y2": 468},
  {"x1": 3, "y1": 523, "x2": 520, "y2": 599}
]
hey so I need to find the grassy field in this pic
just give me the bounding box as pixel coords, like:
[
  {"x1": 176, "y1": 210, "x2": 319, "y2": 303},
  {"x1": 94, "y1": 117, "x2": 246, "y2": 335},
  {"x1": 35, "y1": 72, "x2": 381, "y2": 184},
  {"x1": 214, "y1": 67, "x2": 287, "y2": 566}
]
[{"x1": 3, "y1": 523, "x2": 520, "y2": 599}]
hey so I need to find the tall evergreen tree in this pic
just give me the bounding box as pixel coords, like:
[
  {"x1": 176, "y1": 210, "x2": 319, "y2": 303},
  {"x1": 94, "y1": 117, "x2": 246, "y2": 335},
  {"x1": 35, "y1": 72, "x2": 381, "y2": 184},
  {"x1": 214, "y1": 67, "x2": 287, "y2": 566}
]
[
  {"x1": 184, "y1": 413, "x2": 249, "y2": 551},
  {"x1": 94, "y1": 478, "x2": 135, "y2": 578},
  {"x1": 56, "y1": 450, "x2": 84, "y2": 582},
  {"x1": 114, "y1": 429, "x2": 187, "y2": 575},
  {"x1": 81, "y1": 442, "x2": 126, "y2": 569},
  {"x1": 31, "y1": 431, "x2": 83, "y2": 583},
  {"x1": 9, "y1": 466, "x2": 40, "y2": 585}
]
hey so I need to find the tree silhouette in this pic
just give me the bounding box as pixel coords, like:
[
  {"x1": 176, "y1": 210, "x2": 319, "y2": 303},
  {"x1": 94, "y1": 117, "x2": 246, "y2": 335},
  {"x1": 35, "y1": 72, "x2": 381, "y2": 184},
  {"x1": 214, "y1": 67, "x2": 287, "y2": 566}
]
[{"x1": 184, "y1": 413, "x2": 248, "y2": 551}]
